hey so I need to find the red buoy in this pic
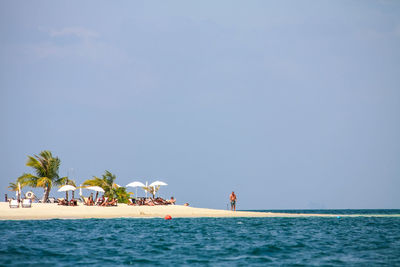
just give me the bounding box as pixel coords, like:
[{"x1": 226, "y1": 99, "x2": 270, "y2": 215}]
[{"x1": 165, "y1": 215, "x2": 172, "y2": 220}]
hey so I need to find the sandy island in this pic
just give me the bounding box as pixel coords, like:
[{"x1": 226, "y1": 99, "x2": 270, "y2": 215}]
[{"x1": 1, "y1": 202, "x2": 398, "y2": 220}]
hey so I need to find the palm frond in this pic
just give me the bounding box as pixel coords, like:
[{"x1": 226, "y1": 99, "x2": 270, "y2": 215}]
[
  {"x1": 82, "y1": 176, "x2": 104, "y2": 187},
  {"x1": 26, "y1": 156, "x2": 44, "y2": 177},
  {"x1": 48, "y1": 157, "x2": 60, "y2": 180},
  {"x1": 17, "y1": 173, "x2": 39, "y2": 188},
  {"x1": 57, "y1": 176, "x2": 67, "y2": 185},
  {"x1": 103, "y1": 170, "x2": 116, "y2": 186},
  {"x1": 66, "y1": 179, "x2": 76, "y2": 187},
  {"x1": 8, "y1": 182, "x2": 18, "y2": 191},
  {"x1": 39, "y1": 150, "x2": 52, "y2": 159},
  {"x1": 37, "y1": 177, "x2": 52, "y2": 188}
]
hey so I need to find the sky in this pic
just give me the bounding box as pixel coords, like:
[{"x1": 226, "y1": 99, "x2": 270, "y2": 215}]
[{"x1": 1, "y1": 0, "x2": 399, "y2": 210}]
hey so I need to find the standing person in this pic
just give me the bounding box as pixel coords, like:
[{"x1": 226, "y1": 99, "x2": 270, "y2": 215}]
[
  {"x1": 88, "y1": 193, "x2": 94, "y2": 206},
  {"x1": 230, "y1": 191, "x2": 237, "y2": 211}
]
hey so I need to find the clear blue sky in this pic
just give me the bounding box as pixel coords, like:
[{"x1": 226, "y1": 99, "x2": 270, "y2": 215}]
[{"x1": 1, "y1": 1, "x2": 399, "y2": 209}]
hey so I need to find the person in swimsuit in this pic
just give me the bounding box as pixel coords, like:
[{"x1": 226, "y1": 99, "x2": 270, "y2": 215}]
[
  {"x1": 87, "y1": 193, "x2": 94, "y2": 206},
  {"x1": 230, "y1": 191, "x2": 237, "y2": 211},
  {"x1": 168, "y1": 197, "x2": 176, "y2": 205}
]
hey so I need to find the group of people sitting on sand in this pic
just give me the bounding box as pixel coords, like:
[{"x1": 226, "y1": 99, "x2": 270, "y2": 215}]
[
  {"x1": 128, "y1": 196, "x2": 176, "y2": 206},
  {"x1": 56, "y1": 195, "x2": 186, "y2": 207},
  {"x1": 84, "y1": 194, "x2": 118, "y2": 206},
  {"x1": 58, "y1": 198, "x2": 78, "y2": 206}
]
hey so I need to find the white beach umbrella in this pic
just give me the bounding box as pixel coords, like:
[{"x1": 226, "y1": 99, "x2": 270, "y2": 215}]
[
  {"x1": 85, "y1": 186, "x2": 105, "y2": 193},
  {"x1": 126, "y1": 181, "x2": 146, "y2": 187},
  {"x1": 149, "y1": 181, "x2": 168, "y2": 198},
  {"x1": 126, "y1": 181, "x2": 146, "y2": 198},
  {"x1": 85, "y1": 186, "x2": 105, "y2": 201},
  {"x1": 149, "y1": 181, "x2": 168, "y2": 187},
  {"x1": 58, "y1": 185, "x2": 76, "y2": 192}
]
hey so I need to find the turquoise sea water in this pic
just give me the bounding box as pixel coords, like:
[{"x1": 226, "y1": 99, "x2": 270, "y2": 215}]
[{"x1": 1, "y1": 210, "x2": 400, "y2": 266}]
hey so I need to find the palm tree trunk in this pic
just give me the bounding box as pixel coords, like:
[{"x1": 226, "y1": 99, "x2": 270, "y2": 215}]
[{"x1": 43, "y1": 186, "x2": 51, "y2": 203}]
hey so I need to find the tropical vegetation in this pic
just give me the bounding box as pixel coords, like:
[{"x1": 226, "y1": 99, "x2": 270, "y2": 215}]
[
  {"x1": 143, "y1": 185, "x2": 161, "y2": 198},
  {"x1": 17, "y1": 150, "x2": 67, "y2": 203},
  {"x1": 83, "y1": 170, "x2": 131, "y2": 203},
  {"x1": 8, "y1": 182, "x2": 19, "y2": 192},
  {"x1": 13, "y1": 151, "x2": 136, "y2": 204}
]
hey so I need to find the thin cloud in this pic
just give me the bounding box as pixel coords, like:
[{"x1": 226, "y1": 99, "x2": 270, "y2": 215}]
[
  {"x1": 23, "y1": 27, "x2": 126, "y2": 66},
  {"x1": 49, "y1": 27, "x2": 99, "y2": 40}
]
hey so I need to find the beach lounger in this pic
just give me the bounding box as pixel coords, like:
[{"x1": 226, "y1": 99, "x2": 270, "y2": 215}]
[
  {"x1": 99, "y1": 197, "x2": 108, "y2": 206},
  {"x1": 22, "y1": 199, "x2": 32, "y2": 208},
  {"x1": 57, "y1": 198, "x2": 66, "y2": 205},
  {"x1": 9, "y1": 199, "x2": 19, "y2": 208},
  {"x1": 81, "y1": 196, "x2": 89, "y2": 205},
  {"x1": 107, "y1": 199, "x2": 118, "y2": 207},
  {"x1": 95, "y1": 198, "x2": 104, "y2": 206},
  {"x1": 102, "y1": 198, "x2": 118, "y2": 207},
  {"x1": 150, "y1": 197, "x2": 168, "y2": 205},
  {"x1": 135, "y1": 197, "x2": 145, "y2": 206},
  {"x1": 140, "y1": 198, "x2": 147, "y2": 205},
  {"x1": 144, "y1": 198, "x2": 155, "y2": 206}
]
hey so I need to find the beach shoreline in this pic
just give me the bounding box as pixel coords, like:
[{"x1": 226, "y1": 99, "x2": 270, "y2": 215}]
[{"x1": 1, "y1": 202, "x2": 399, "y2": 220}]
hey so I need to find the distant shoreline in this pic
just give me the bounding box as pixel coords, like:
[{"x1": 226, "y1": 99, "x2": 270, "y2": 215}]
[{"x1": 1, "y1": 203, "x2": 399, "y2": 220}]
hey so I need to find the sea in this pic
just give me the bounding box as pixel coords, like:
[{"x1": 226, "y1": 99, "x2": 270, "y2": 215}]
[{"x1": 1, "y1": 209, "x2": 399, "y2": 266}]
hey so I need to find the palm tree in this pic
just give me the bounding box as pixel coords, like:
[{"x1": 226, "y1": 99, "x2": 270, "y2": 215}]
[
  {"x1": 8, "y1": 182, "x2": 22, "y2": 200},
  {"x1": 17, "y1": 150, "x2": 66, "y2": 203},
  {"x1": 83, "y1": 170, "x2": 130, "y2": 203}
]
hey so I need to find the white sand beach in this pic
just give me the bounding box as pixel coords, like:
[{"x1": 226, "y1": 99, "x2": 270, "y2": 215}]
[
  {"x1": 0, "y1": 202, "x2": 278, "y2": 220},
  {"x1": 1, "y1": 202, "x2": 398, "y2": 220}
]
